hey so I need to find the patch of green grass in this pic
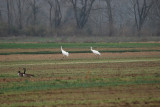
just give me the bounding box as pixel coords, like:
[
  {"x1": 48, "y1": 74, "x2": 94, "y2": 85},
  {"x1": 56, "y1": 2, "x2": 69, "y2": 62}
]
[
  {"x1": 1, "y1": 76, "x2": 160, "y2": 93},
  {"x1": 2, "y1": 56, "x2": 160, "y2": 64},
  {"x1": 0, "y1": 42, "x2": 160, "y2": 49},
  {"x1": 0, "y1": 57, "x2": 160, "y2": 68},
  {"x1": 0, "y1": 74, "x2": 17, "y2": 78}
]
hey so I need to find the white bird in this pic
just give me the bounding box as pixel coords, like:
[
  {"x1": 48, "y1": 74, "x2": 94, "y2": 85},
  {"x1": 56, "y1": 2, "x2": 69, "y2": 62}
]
[
  {"x1": 91, "y1": 47, "x2": 101, "y2": 56},
  {"x1": 61, "y1": 46, "x2": 69, "y2": 57}
]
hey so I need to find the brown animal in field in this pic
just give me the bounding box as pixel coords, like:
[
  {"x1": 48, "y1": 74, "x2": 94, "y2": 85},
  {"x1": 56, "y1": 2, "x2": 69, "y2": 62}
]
[
  {"x1": 23, "y1": 68, "x2": 34, "y2": 77},
  {"x1": 17, "y1": 71, "x2": 23, "y2": 77}
]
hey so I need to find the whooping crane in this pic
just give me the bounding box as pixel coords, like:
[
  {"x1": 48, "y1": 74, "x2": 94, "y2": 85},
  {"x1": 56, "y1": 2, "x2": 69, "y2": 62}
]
[
  {"x1": 91, "y1": 47, "x2": 101, "y2": 56},
  {"x1": 61, "y1": 46, "x2": 69, "y2": 57}
]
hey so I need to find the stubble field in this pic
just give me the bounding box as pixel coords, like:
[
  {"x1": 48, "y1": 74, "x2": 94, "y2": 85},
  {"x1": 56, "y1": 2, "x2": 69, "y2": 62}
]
[{"x1": 0, "y1": 42, "x2": 160, "y2": 107}]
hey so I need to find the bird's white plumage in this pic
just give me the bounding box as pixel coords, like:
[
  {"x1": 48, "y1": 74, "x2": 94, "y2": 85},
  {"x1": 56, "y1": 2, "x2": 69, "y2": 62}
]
[
  {"x1": 61, "y1": 46, "x2": 69, "y2": 57},
  {"x1": 91, "y1": 47, "x2": 101, "y2": 55}
]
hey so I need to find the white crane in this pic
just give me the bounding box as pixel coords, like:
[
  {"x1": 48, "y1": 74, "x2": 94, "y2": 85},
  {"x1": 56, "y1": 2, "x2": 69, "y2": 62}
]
[
  {"x1": 61, "y1": 46, "x2": 69, "y2": 57},
  {"x1": 91, "y1": 47, "x2": 101, "y2": 56}
]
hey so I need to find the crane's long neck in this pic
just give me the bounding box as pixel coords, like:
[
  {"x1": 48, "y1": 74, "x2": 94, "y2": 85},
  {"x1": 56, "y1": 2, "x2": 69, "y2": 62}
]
[
  {"x1": 61, "y1": 46, "x2": 62, "y2": 51},
  {"x1": 91, "y1": 47, "x2": 92, "y2": 51}
]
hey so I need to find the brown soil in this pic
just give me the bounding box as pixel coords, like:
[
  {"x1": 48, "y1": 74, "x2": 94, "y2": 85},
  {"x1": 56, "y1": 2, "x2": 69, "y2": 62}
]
[
  {"x1": 0, "y1": 48, "x2": 160, "y2": 106},
  {"x1": 0, "y1": 51, "x2": 160, "y2": 61},
  {"x1": 0, "y1": 84, "x2": 160, "y2": 106}
]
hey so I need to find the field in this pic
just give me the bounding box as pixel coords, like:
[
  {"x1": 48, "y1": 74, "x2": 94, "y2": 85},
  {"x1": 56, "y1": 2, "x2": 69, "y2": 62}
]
[{"x1": 0, "y1": 42, "x2": 160, "y2": 107}]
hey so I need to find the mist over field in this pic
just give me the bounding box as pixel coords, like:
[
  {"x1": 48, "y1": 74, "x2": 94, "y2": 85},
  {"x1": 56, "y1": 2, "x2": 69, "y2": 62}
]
[{"x1": 0, "y1": 0, "x2": 160, "y2": 42}]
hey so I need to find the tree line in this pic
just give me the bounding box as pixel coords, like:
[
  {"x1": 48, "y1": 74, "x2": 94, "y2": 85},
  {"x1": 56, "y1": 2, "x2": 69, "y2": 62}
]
[{"x1": 0, "y1": 0, "x2": 159, "y2": 37}]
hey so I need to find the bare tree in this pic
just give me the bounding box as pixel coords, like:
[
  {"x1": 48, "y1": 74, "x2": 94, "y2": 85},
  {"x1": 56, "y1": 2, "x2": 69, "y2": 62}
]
[
  {"x1": 130, "y1": 0, "x2": 154, "y2": 35},
  {"x1": 0, "y1": 10, "x2": 2, "y2": 22},
  {"x1": 16, "y1": 0, "x2": 26, "y2": 29},
  {"x1": 46, "y1": 0, "x2": 54, "y2": 28},
  {"x1": 70, "y1": 0, "x2": 95, "y2": 29},
  {"x1": 54, "y1": 0, "x2": 62, "y2": 28},
  {"x1": 46, "y1": 0, "x2": 62, "y2": 29},
  {"x1": 6, "y1": 0, "x2": 12, "y2": 33},
  {"x1": 27, "y1": 0, "x2": 40, "y2": 27},
  {"x1": 105, "y1": 0, "x2": 113, "y2": 36},
  {"x1": 148, "y1": 0, "x2": 160, "y2": 36},
  {"x1": 152, "y1": 0, "x2": 160, "y2": 21}
]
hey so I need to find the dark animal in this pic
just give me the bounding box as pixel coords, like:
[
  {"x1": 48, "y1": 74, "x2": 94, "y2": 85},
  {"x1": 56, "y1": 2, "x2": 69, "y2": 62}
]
[
  {"x1": 17, "y1": 71, "x2": 23, "y2": 77},
  {"x1": 23, "y1": 68, "x2": 34, "y2": 77}
]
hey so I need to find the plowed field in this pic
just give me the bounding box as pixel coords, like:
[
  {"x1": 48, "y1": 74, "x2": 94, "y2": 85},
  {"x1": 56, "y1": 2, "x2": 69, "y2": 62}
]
[{"x1": 0, "y1": 43, "x2": 160, "y2": 107}]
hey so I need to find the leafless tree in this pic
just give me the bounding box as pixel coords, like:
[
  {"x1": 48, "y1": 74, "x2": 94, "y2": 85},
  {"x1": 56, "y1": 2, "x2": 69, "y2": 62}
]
[
  {"x1": 16, "y1": 0, "x2": 27, "y2": 29},
  {"x1": 70, "y1": 0, "x2": 95, "y2": 29},
  {"x1": 152, "y1": 0, "x2": 160, "y2": 21},
  {"x1": 130, "y1": 0, "x2": 154, "y2": 35},
  {"x1": 6, "y1": 0, "x2": 12, "y2": 33},
  {"x1": 148, "y1": 0, "x2": 160, "y2": 35},
  {"x1": 46, "y1": 0, "x2": 62, "y2": 29},
  {"x1": 105, "y1": 0, "x2": 113, "y2": 36},
  {"x1": 0, "y1": 10, "x2": 2, "y2": 22},
  {"x1": 0, "y1": 0, "x2": 160, "y2": 37},
  {"x1": 54, "y1": 0, "x2": 62, "y2": 28},
  {"x1": 46, "y1": 0, "x2": 54, "y2": 28},
  {"x1": 26, "y1": 0, "x2": 40, "y2": 27}
]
